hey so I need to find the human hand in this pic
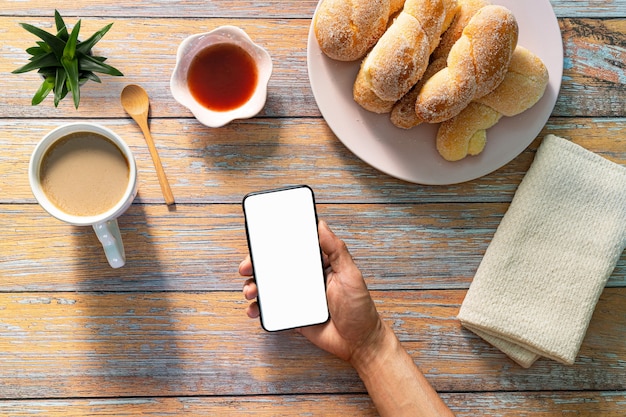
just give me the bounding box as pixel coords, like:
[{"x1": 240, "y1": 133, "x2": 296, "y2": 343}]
[
  {"x1": 241, "y1": 221, "x2": 455, "y2": 416},
  {"x1": 239, "y1": 220, "x2": 386, "y2": 363}
]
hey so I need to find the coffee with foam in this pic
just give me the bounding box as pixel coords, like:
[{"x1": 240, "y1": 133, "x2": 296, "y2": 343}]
[{"x1": 40, "y1": 132, "x2": 129, "y2": 217}]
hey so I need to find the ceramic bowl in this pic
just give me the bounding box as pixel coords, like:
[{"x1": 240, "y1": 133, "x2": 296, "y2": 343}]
[{"x1": 170, "y1": 26, "x2": 272, "y2": 128}]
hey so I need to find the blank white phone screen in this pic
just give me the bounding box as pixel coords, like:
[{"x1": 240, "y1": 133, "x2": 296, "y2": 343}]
[{"x1": 243, "y1": 186, "x2": 329, "y2": 332}]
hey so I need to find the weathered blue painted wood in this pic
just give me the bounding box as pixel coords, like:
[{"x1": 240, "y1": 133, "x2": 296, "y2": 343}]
[
  {"x1": 1, "y1": 203, "x2": 625, "y2": 291},
  {"x1": 0, "y1": 290, "x2": 622, "y2": 399},
  {"x1": 0, "y1": 0, "x2": 624, "y2": 19},
  {"x1": 2, "y1": 16, "x2": 623, "y2": 119},
  {"x1": 0, "y1": 1, "x2": 624, "y2": 415}
]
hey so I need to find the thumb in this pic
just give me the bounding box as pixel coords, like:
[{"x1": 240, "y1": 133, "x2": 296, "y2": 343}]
[{"x1": 318, "y1": 220, "x2": 357, "y2": 273}]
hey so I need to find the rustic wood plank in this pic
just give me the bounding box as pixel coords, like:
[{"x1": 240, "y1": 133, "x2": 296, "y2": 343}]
[
  {"x1": 1, "y1": 1, "x2": 624, "y2": 415},
  {"x1": 0, "y1": 289, "x2": 623, "y2": 399},
  {"x1": 1, "y1": 17, "x2": 624, "y2": 119},
  {"x1": 555, "y1": 18, "x2": 626, "y2": 117},
  {"x1": 1, "y1": 0, "x2": 624, "y2": 19},
  {"x1": 0, "y1": 0, "x2": 321, "y2": 19},
  {"x1": 555, "y1": 0, "x2": 626, "y2": 18},
  {"x1": 2, "y1": 17, "x2": 316, "y2": 119},
  {"x1": 448, "y1": 391, "x2": 626, "y2": 416},
  {"x1": 0, "y1": 391, "x2": 625, "y2": 417},
  {"x1": 1, "y1": 118, "x2": 625, "y2": 205},
  {"x1": 2, "y1": 203, "x2": 626, "y2": 291}
]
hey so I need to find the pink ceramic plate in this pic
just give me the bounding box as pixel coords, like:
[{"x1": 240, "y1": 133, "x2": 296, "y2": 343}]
[{"x1": 307, "y1": 0, "x2": 563, "y2": 185}]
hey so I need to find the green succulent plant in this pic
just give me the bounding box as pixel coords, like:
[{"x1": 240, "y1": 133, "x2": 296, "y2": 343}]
[{"x1": 12, "y1": 10, "x2": 123, "y2": 108}]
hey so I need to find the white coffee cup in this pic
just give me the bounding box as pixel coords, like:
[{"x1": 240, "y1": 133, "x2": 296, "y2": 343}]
[{"x1": 29, "y1": 122, "x2": 138, "y2": 268}]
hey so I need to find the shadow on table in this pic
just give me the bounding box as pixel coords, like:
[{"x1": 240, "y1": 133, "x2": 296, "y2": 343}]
[
  {"x1": 66, "y1": 200, "x2": 186, "y2": 398},
  {"x1": 245, "y1": 330, "x2": 364, "y2": 395}
]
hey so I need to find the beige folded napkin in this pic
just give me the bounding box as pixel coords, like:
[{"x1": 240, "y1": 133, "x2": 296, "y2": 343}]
[{"x1": 458, "y1": 134, "x2": 626, "y2": 367}]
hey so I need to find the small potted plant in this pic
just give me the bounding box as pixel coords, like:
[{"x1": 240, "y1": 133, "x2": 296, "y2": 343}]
[{"x1": 12, "y1": 10, "x2": 123, "y2": 108}]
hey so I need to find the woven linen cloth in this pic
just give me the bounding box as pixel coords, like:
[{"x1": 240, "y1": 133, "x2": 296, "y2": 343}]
[{"x1": 458, "y1": 134, "x2": 626, "y2": 367}]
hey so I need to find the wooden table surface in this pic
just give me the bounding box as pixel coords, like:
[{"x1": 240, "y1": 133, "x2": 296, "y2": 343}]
[{"x1": 1, "y1": 1, "x2": 625, "y2": 415}]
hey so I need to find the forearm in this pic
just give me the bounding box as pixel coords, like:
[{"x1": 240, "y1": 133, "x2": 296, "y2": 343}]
[{"x1": 350, "y1": 322, "x2": 455, "y2": 417}]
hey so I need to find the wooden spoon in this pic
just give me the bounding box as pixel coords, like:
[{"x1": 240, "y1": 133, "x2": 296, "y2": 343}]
[{"x1": 121, "y1": 84, "x2": 175, "y2": 205}]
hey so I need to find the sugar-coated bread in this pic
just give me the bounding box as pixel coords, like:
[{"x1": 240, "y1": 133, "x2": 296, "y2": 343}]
[
  {"x1": 475, "y1": 46, "x2": 549, "y2": 116},
  {"x1": 435, "y1": 102, "x2": 500, "y2": 161},
  {"x1": 415, "y1": 5, "x2": 518, "y2": 123},
  {"x1": 314, "y1": 0, "x2": 405, "y2": 62},
  {"x1": 391, "y1": 0, "x2": 487, "y2": 128},
  {"x1": 353, "y1": 0, "x2": 458, "y2": 109},
  {"x1": 390, "y1": 57, "x2": 447, "y2": 128},
  {"x1": 353, "y1": 69, "x2": 397, "y2": 113},
  {"x1": 436, "y1": 46, "x2": 549, "y2": 161},
  {"x1": 431, "y1": 0, "x2": 490, "y2": 61}
]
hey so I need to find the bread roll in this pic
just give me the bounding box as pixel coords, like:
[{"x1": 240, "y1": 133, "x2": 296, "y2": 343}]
[
  {"x1": 390, "y1": 57, "x2": 447, "y2": 128},
  {"x1": 314, "y1": 0, "x2": 406, "y2": 62},
  {"x1": 475, "y1": 46, "x2": 549, "y2": 116},
  {"x1": 436, "y1": 46, "x2": 549, "y2": 161},
  {"x1": 415, "y1": 5, "x2": 518, "y2": 124},
  {"x1": 391, "y1": 0, "x2": 488, "y2": 128},
  {"x1": 431, "y1": 0, "x2": 490, "y2": 61},
  {"x1": 353, "y1": 72, "x2": 397, "y2": 113},
  {"x1": 353, "y1": 0, "x2": 458, "y2": 110}
]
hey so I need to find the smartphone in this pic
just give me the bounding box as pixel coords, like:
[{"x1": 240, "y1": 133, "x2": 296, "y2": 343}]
[{"x1": 242, "y1": 185, "x2": 329, "y2": 332}]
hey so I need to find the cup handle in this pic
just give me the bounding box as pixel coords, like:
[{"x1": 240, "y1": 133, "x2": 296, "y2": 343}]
[{"x1": 93, "y1": 219, "x2": 126, "y2": 268}]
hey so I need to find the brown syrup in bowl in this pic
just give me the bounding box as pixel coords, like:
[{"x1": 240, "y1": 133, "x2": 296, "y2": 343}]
[{"x1": 187, "y1": 43, "x2": 258, "y2": 112}]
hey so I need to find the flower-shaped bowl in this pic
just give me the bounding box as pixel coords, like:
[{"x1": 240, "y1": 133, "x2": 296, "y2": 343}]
[{"x1": 170, "y1": 26, "x2": 272, "y2": 128}]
